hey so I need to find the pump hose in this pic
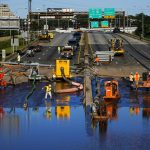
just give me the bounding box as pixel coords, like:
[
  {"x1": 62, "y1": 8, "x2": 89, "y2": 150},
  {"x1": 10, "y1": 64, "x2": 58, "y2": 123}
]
[
  {"x1": 23, "y1": 76, "x2": 36, "y2": 109},
  {"x1": 60, "y1": 67, "x2": 72, "y2": 84}
]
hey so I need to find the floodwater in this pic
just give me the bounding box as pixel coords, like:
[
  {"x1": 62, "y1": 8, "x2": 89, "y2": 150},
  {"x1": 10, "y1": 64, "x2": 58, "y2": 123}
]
[{"x1": 0, "y1": 78, "x2": 150, "y2": 150}]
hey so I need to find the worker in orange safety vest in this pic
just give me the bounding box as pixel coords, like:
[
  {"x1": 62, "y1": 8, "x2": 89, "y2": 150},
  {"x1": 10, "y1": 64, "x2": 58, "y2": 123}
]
[
  {"x1": 134, "y1": 72, "x2": 140, "y2": 88},
  {"x1": 94, "y1": 56, "x2": 100, "y2": 66}
]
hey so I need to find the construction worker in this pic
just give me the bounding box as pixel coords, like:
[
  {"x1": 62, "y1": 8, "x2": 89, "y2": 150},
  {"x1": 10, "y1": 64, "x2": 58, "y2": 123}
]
[
  {"x1": 43, "y1": 84, "x2": 52, "y2": 99},
  {"x1": 134, "y1": 72, "x2": 140, "y2": 88},
  {"x1": 94, "y1": 56, "x2": 100, "y2": 66},
  {"x1": 17, "y1": 53, "x2": 21, "y2": 64},
  {"x1": 57, "y1": 46, "x2": 61, "y2": 54},
  {"x1": 129, "y1": 72, "x2": 134, "y2": 86}
]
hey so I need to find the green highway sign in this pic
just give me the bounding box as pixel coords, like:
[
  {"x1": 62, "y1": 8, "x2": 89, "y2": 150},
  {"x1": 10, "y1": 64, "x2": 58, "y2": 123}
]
[
  {"x1": 101, "y1": 21, "x2": 109, "y2": 28},
  {"x1": 91, "y1": 21, "x2": 99, "y2": 28},
  {"x1": 89, "y1": 8, "x2": 102, "y2": 19},
  {"x1": 104, "y1": 8, "x2": 115, "y2": 19}
]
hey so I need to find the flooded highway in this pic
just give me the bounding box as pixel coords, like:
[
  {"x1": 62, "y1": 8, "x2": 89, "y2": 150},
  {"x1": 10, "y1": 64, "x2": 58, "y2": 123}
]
[{"x1": 0, "y1": 79, "x2": 150, "y2": 150}]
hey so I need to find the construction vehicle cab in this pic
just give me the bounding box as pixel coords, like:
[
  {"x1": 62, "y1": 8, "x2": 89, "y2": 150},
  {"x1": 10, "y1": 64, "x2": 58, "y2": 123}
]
[
  {"x1": 61, "y1": 46, "x2": 73, "y2": 59},
  {"x1": 103, "y1": 80, "x2": 120, "y2": 100},
  {"x1": 110, "y1": 38, "x2": 125, "y2": 55}
]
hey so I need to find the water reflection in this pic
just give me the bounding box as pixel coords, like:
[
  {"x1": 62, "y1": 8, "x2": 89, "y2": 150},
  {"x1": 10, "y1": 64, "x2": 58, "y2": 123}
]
[
  {"x1": 143, "y1": 94, "x2": 150, "y2": 119},
  {"x1": 44, "y1": 100, "x2": 52, "y2": 120},
  {"x1": 91, "y1": 103, "x2": 118, "y2": 135},
  {"x1": 0, "y1": 80, "x2": 150, "y2": 149},
  {"x1": 0, "y1": 107, "x2": 19, "y2": 135},
  {"x1": 55, "y1": 95, "x2": 71, "y2": 119}
]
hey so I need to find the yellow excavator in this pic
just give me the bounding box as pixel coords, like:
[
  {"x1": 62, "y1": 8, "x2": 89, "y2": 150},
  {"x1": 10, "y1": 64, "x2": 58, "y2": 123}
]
[{"x1": 110, "y1": 38, "x2": 125, "y2": 55}]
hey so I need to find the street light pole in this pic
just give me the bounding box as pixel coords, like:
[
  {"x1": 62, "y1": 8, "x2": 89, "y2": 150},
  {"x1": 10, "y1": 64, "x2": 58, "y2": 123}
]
[{"x1": 37, "y1": 8, "x2": 40, "y2": 36}]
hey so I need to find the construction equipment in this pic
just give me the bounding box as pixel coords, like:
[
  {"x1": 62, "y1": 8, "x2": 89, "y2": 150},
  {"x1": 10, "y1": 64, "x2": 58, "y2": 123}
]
[
  {"x1": 110, "y1": 38, "x2": 125, "y2": 55},
  {"x1": 0, "y1": 67, "x2": 7, "y2": 87},
  {"x1": 103, "y1": 80, "x2": 120, "y2": 100},
  {"x1": 53, "y1": 59, "x2": 71, "y2": 78},
  {"x1": 38, "y1": 30, "x2": 50, "y2": 40},
  {"x1": 28, "y1": 63, "x2": 41, "y2": 80},
  {"x1": 60, "y1": 46, "x2": 73, "y2": 59},
  {"x1": 48, "y1": 32, "x2": 54, "y2": 39}
]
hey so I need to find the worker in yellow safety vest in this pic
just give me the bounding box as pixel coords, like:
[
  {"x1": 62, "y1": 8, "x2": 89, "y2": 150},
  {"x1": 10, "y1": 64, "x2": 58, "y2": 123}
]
[
  {"x1": 17, "y1": 53, "x2": 21, "y2": 63},
  {"x1": 134, "y1": 72, "x2": 140, "y2": 87},
  {"x1": 58, "y1": 46, "x2": 61, "y2": 54},
  {"x1": 43, "y1": 84, "x2": 52, "y2": 99}
]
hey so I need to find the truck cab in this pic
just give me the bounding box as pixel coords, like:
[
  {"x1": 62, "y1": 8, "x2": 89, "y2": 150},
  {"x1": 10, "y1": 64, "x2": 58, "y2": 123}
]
[{"x1": 60, "y1": 46, "x2": 73, "y2": 59}]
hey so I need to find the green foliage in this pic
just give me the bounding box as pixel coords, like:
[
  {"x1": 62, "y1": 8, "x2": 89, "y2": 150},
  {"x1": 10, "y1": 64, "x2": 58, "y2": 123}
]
[{"x1": 134, "y1": 13, "x2": 150, "y2": 38}]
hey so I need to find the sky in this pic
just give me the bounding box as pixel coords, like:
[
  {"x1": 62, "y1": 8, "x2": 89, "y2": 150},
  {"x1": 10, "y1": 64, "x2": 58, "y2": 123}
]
[{"x1": 1, "y1": 0, "x2": 150, "y2": 17}]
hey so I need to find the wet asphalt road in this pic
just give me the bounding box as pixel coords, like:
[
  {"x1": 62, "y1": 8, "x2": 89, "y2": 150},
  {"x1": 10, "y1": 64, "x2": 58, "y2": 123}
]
[
  {"x1": 88, "y1": 31, "x2": 149, "y2": 73},
  {"x1": 21, "y1": 33, "x2": 78, "y2": 65}
]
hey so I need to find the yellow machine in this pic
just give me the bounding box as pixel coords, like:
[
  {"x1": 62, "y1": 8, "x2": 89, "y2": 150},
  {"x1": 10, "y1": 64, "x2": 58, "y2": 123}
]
[
  {"x1": 48, "y1": 32, "x2": 54, "y2": 39},
  {"x1": 54, "y1": 59, "x2": 71, "y2": 78},
  {"x1": 56, "y1": 106, "x2": 70, "y2": 119},
  {"x1": 38, "y1": 30, "x2": 50, "y2": 40},
  {"x1": 110, "y1": 38, "x2": 125, "y2": 55}
]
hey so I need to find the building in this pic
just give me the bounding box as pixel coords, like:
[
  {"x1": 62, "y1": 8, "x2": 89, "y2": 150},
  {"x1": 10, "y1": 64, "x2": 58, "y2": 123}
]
[{"x1": 0, "y1": 4, "x2": 20, "y2": 30}]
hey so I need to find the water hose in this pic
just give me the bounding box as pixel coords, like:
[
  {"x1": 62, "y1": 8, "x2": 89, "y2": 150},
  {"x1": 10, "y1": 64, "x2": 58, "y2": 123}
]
[
  {"x1": 56, "y1": 67, "x2": 83, "y2": 94},
  {"x1": 23, "y1": 76, "x2": 36, "y2": 110}
]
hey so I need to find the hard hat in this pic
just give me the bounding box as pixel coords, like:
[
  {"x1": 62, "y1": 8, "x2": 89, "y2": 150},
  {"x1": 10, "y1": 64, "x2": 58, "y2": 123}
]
[
  {"x1": 49, "y1": 84, "x2": 51, "y2": 87},
  {"x1": 130, "y1": 72, "x2": 133, "y2": 75}
]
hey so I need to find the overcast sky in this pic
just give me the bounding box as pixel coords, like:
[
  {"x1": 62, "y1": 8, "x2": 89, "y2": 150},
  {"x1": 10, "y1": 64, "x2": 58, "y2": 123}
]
[{"x1": 2, "y1": 0, "x2": 150, "y2": 17}]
